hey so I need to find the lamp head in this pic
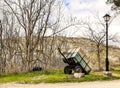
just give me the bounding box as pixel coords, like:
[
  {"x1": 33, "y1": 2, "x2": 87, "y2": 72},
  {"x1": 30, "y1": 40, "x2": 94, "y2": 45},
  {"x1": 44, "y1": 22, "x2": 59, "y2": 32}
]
[{"x1": 103, "y1": 14, "x2": 111, "y2": 22}]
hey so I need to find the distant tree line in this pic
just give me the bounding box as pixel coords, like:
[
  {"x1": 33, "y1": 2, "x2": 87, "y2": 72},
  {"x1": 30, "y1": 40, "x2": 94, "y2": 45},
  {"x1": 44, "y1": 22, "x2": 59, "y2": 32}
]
[{"x1": 0, "y1": 0, "x2": 78, "y2": 73}]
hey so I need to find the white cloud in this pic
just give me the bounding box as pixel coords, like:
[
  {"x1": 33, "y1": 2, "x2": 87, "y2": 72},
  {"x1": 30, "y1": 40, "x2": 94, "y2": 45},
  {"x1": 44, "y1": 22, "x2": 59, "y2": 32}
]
[
  {"x1": 63, "y1": 0, "x2": 120, "y2": 47},
  {"x1": 64, "y1": 0, "x2": 120, "y2": 35},
  {"x1": 64, "y1": 0, "x2": 111, "y2": 15}
]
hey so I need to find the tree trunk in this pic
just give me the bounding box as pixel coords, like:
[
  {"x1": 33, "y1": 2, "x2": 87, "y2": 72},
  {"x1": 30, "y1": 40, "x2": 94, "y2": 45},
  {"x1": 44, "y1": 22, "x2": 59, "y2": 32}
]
[{"x1": 97, "y1": 44, "x2": 101, "y2": 71}]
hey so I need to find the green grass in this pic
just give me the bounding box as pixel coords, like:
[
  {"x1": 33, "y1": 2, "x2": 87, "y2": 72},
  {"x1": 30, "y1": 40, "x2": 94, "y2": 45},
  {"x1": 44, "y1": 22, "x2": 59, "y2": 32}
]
[
  {"x1": 112, "y1": 66, "x2": 120, "y2": 74},
  {"x1": 0, "y1": 69, "x2": 120, "y2": 83}
]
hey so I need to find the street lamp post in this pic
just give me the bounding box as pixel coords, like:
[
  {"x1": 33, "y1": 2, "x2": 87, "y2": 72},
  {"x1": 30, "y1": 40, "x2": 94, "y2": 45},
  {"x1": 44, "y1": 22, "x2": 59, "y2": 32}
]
[{"x1": 103, "y1": 14, "x2": 111, "y2": 72}]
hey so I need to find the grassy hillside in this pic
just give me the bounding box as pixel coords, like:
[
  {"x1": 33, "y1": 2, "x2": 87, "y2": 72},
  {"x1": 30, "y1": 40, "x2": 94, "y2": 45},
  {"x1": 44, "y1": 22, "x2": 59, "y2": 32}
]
[{"x1": 0, "y1": 36, "x2": 120, "y2": 73}]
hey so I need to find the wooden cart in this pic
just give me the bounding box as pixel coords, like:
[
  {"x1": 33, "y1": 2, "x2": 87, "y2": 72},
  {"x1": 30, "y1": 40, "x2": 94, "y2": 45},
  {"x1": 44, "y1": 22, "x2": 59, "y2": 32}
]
[{"x1": 58, "y1": 48, "x2": 91, "y2": 74}]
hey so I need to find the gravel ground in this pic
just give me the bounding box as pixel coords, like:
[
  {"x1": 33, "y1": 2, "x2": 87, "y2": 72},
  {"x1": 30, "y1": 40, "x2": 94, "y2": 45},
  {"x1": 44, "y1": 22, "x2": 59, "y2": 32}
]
[{"x1": 1, "y1": 79, "x2": 120, "y2": 88}]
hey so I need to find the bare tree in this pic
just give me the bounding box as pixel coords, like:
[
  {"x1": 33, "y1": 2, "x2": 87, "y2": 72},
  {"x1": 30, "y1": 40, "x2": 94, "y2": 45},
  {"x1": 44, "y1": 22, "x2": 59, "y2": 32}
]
[
  {"x1": 3, "y1": 0, "x2": 57, "y2": 71},
  {"x1": 2, "y1": 0, "x2": 78, "y2": 72},
  {"x1": 83, "y1": 22, "x2": 105, "y2": 71},
  {"x1": 0, "y1": 20, "x2": 4, "y2": 73},
  {"x1": 81, "y1": 13, "x2": 119, "y2": 71}
]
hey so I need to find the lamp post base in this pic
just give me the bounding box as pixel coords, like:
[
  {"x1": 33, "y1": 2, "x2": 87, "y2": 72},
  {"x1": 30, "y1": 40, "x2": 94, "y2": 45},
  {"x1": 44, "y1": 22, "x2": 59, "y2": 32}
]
[{"x1": 103, "y1": 71, "x2": 112, "y2": 76}]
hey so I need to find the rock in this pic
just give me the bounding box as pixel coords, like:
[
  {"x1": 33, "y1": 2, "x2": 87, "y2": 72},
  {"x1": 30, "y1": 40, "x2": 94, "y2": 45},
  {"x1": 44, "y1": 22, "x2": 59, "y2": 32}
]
[
  {"x1": 104, "y1": 71, "x2": 112, "y2": 76},
  {"x1": 74, "y1": 73, "x2": 85, "y2": 78}
]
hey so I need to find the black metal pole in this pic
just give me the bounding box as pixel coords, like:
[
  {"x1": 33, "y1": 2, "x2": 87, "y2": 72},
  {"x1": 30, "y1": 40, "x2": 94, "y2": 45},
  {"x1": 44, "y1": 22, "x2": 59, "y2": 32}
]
[{"x1": 106, "y1": 22, "x2": 109, "y2": 71}]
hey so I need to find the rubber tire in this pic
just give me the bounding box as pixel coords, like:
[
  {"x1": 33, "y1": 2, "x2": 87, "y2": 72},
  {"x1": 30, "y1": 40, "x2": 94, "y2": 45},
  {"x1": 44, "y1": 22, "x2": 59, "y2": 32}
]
[
  {"x1": 64, "y1": 66, "x2": 72, "y2": 74},
  {"x1": 74, "y1": 66, "x2": 82, "y2": 73}
]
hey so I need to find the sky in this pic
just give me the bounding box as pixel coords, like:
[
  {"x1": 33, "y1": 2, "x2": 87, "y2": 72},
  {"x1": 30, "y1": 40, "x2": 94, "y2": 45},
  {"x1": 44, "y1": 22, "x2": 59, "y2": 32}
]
[
  {"x1": 0, "y1": 0, "x2": 120, "y2": 46},
  {"x1": 0, "y1": 0, "x2": 119, "y2": 36},
  {"x1": 63, "y1": 0, "x2": 120, "y2": 37},
  {"x1": 64, "y1": 0, "x2": 106, "y2": 14},
  {"x1": 62, "y1": 0, "x2": 120, "y2": 47}
]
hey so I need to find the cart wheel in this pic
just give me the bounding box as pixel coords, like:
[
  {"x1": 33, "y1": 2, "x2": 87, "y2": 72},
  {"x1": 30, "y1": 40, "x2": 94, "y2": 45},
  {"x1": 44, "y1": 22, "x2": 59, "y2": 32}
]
[
  {"x1": 74, "y1": 66, "x2": 82, "y2": 73},
  {"x1": 64, "y1": 66, "x2": 72, "y2": 74}
]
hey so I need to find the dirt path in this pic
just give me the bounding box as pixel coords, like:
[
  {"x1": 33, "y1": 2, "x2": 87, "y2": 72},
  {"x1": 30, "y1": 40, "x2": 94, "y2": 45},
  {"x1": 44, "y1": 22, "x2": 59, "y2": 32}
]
[{"x1": 1, "y1": 79, "x2": 120, "y2": 88}]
